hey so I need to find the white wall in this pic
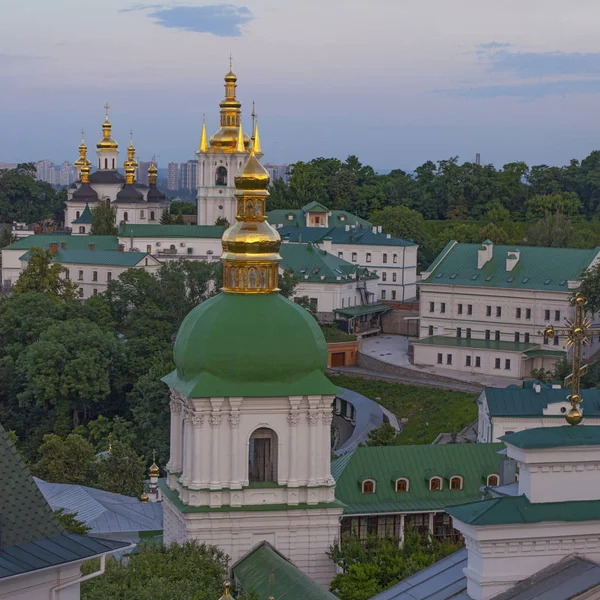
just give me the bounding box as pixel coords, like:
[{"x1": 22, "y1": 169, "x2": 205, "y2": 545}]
[
  {"x1": 119, "y1": 235, "x2": 223, "y2": 260},
  {"x1": 291, "y1": 278, "x2": 378, "y2": 314},
  {"x1": 0, "y1": 562, "x2": 84, "y2": 600}
]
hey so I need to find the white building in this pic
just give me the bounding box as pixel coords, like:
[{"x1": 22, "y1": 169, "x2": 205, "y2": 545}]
[
  {"x1": 64, "y1": 109, "x2": 169, "y2": 230},
  {"x1": 264, "y1": 163, "x2": 291, "y2": 184},
  {"x1": 414, "y1": 241, "x2": 600, "y2": 379},
  {"x1": 477, "y1": 385, "x2": 600, "y2": 443},
  {"x1": 196, "y1": 64, "x2": 262, "y2": 226},
  {"x1": 167, "y1": 162, "x2": 179, "y2": 190},
  {"x1": 180, "y1": 160, "x2": 198, "y2": 192}
]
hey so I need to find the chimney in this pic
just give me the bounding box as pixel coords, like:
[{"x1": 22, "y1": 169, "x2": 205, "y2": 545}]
[
  {"x1": 118, "y1": 244, "x2": 125, "y2": 252},
  {"x1": 372, "y1": 226, "x2": 377, "y2": 234},
  {"x1": 477, "y1": 240, "x2": 493, "y2": 269},
  {"x1": 534, "y1": 383, "x2": 541, "y2": 393},
  {"x1": 321, "y1": 236, "x2": 332, "y2": 253},
  {"x1": 89, "y1": 243, "x2": 95, "y2": 251},
  {"x1": 49, "y1": 242, "x2": 58, "y2": 255},
  {"x1": 378, "y1": 225, "x2": 382, "y2": 233},
  {"x1": 61, "y1": 242, "x2": 66, "y2": 249},
  {"x1": 506, "y1": 249, "x2": 520, "y2": 271},
  {"x1": 345, "y1": 225, "x2": 350, "y2": 232}
]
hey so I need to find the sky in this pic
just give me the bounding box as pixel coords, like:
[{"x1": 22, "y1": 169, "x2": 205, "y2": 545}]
[{"x1": 3, "y1": 0, "x2": 600, "y2": 170}]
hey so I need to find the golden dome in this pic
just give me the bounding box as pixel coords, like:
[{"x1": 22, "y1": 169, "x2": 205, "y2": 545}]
[
  {"x1": 97, "y1": 108, "x2": 119, "y2": 153},
  {"x1": 74, "y1": 130, "x2": 88, "y2": 169},
  {"x1": 566, "y1": 407, "x2": 583, "y2": 426},
  {"x1": 140, "y1": 491, "x2": 149, "y2": 503},
  {"x1": 149, "y1": 462, "x2": 159, "y2": 477},
  {"x1": 234, "y1": 152, "x2": 270, "y2": 191},
  {"x1": 224, "y1": 70, "x2": 237, "y2": 83}
]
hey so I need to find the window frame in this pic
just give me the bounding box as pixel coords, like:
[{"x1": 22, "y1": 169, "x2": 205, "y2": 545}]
[
  {"x1": 395, "y1": 478, "x2": 409, "y2": 493},
  {"x1": 487, "y1": 474, "x2": 500, "y2": 487},
  {"x1": 449, "y1": 476, "x2": 463, "y2": 491},
  {"x1": 362, "y1": 479, "x2": 376, "y2": 494},
  {"x1": 429, "y1": 476, "x2": 443, "y2": 492}
]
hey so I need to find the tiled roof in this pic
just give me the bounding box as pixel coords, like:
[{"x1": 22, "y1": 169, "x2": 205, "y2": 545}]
[
  {"x1": 501, "y1": 425, "x2": 600, "y2": 449},
  {"x1": 19, "y1": 249, "x2": 154, "y2": 267},
  {"x1": 35, "y1": 478, "x2": 163, "y2": 535},
  {"x1": 447, "y1": 495, "x2": 600, "y2": 525},
  {"x1": 267, "y1": 207, "x2": 372, "y2": 229},
  {"x1": 422, "y1": 241, "x2": 599, "y2": 292},
  {"x1": 279, "y1": 243, "x2": 377, "y2": 284},
  {"x1": 6, "y1": 234, "x2": 119, "y2": 251},
  {"x1": 118, "y1": 223, "x2": 225, "y2": 238},
  {"x1": 233, "y1": 541, "x2": 337, "y2": 600},
  {"x1": 484, "y1": 387, "x2": 600, "y2": 418},
  {"x1": 332, "y1": 444, "x2": 504, "y2": 515},
  {"x1": 277, "y1": 225, "x2": 415, "y2": 247},
  {"x1": 412, "y1": 335, "x2": 537, "y2": 353}
]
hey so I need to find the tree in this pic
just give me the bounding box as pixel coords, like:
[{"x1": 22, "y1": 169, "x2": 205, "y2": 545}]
[
  {"x1": 329, "y1": 530, "x2": 462, "y2": 600},
  {"x1": 159, "y1": 210, "x2": 173, "y2": 224},
  {"x1": 577, "y1": 261, "x2": 600, "y2": 315},
  {"x1": 54, "y1": 508, "x2": 91, "y2": 534},
  {"x1": 0, "y1": 227, "x2": 15, "y2": 248},
  {"x1": 278, "y1": 268, "x2": 299, "y2": 298},
  {"x1": 96, "y1": 440, "x2": 146, "y2": 497},
  {"x1": 526, "y1": 212, "x2": 574, "y2": 247},
  {"x1": 170, "y1": 201, "x2": 196, "y2": 215},
  {"x1": 32, "y1": 433, "x2": 96, "y2": 485},
  {"x1": 365, "y1": 423, "x2": 397, "y2": 446},
  {"x1": 215, "y1": 216, "x2": 229, "y2": 227},
  {"x1": 525, "y1": 193, "x2": 582, "y2": 221},
  {"x1": 90, "y1": 199, "x2": 117, "y2": 235},
  {"x1": 81, "y1": 540, "x2": 229, "y2": 600},
  {"x1": 477, "y1": 222, "x2": 508, "y2": 244},
  {"x1": 12, "y1": 247, "x2": 78, "y2": 301}
]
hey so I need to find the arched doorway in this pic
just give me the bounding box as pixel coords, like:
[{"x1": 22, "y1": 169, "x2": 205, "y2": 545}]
[
  {"x1": 215, "y1": 166, "x2": 227, "y2": 186},
  {"x1": 249, "y1": 428, "x2": 278, "y2": 482}
]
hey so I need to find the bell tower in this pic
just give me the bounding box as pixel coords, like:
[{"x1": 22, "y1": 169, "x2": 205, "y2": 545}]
[{"x1": 96, "y1": 103, "x2": 119, "y2": 171}]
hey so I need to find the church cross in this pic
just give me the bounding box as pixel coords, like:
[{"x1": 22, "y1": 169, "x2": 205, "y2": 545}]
[
  {"x1": 104, "y1": 102, "x2": 110, "y2": 117},
  {"x1": 539, "y1": 293, "x2": 599, "y2": 425},
  {"x1": 229, "y1": 53, "x2": 233, "y2": 70}
]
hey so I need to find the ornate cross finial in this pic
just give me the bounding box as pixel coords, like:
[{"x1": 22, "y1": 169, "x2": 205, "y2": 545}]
[
  {"x1": 152, "y1": 449, "x2": 156, "y2": 462},
  {"x1": 540, "y1": 292, "x2": 599, "y2": 425},
  {"x1": 229, "y1": 52, "x2": 233, "y2": 70},
  {"x1": 129, "y1": 129, "x2": 134, "y2": 144},
  {"x1": 104, "y1": 102, "x2": 110, "y2": 117},
  {"x1": 251, "y1": 101, "x2": 256, "y2": 139},
  {"x1": 80, "y1": 128, "x2": 85, "y2": 139}
]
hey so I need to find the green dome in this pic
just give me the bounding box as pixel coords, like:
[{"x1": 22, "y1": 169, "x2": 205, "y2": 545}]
[{"x1": 163, "y1": 293, "x2": 339, "y2": 398}]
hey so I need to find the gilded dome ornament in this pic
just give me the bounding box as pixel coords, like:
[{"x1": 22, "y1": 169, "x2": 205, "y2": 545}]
[{"x1": 96, "y1": 102, "x2": 119, "y2": 152}]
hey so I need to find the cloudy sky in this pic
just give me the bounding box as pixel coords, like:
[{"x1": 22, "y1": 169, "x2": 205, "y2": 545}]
[{"x1": 3, "y1": 0, "x2": 600, "y2": 170}]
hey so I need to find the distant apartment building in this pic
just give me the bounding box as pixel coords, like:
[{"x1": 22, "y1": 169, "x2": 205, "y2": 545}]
[
  {"x1": 35, "y1": 160, "x2": 56, "y2": 184},
  {"x1": 180, "y1": 160, "x2": 198, "y2": 192},
  {"x1": 167, "y1": 162, "x2": 179, "y2": 190},
  {"x1": 58, "y1": 161, "x2": 76, "y2": 186},
  {"x1": 0, "y1": 162, "x2": 17, "y2": 170},
  {"x1": 264, "y1": 163, "x2": 291, "y2": 185},
  {"x1": 138, "y1": 161, "x2": 151, "y2": 186}
]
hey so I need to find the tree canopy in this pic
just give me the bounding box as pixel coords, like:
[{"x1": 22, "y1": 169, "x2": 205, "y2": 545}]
[{"x1": 91, "y1": 199, "x2": 118, "y2": 235}]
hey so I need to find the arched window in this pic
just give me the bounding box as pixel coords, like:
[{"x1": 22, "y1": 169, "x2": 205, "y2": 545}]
[
  {"x1": 112, "y1": 158, "x2": 115, "y2": 169},
  {"x1": 150, "y1": 211, "x2": 155, "y2": 220},
  {"x1": 104, "y1": 158, "x2": 108, "y2": 169},
  {"x1": 140, "y1": 210, "x2": 145, "y2": 219},
  {"x1": 487, "y1": 474, "x2": 499, "y2": 487},
  {"x1": 170, "y1": 244, "x2": 176, "y2": 250},
  {"x1": 450, "y1": 476, "x2": 463, "y2": 491},
  {"x1": 79, "y1": 226, "x2": 85, "y2": 234},
  {"x1": 76, "y1": 211, "x2": 80, "y2": 218},
  {"x1": 395, "y1": 478, "x2": 409, "y2": 493},
  {"x1": 429, "y1": 477, "x2": 443, "y2": 492},
  {"x1": 123, "y1": 212, "x2": 129, "y2": 222},
  {"x1": 249, "y1": 428, "x2": 278, "y2": 482},
  {"x1": 215, "y1": 166, "x2": 227, "y2": 186},
  {"x1": 362, "y1": 479, "x2": 376, "y2": 494}
]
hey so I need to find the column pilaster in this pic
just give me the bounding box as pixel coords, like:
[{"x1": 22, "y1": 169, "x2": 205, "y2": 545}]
[
  {"x1": 190, "y1": 413, "x2": 204, "y2": 489},
  {"x1": 181, "y1": 409, "x2": 193, "y2": 485},
  {"x1": 322, "y1": 409, "x2": 334, "y2": 485},
  {"x1": 307, "y1": 407, "x2": 319, "y2": 487},
  {"x1": 167, "y1": 394, "x2": 183, "y2": 473}
]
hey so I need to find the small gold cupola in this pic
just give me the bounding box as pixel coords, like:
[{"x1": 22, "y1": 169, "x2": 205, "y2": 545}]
[
  {"x1": 148, "y1": 161, "x2": 158, "y2": 185},
  {"x1": 74, "y1": 129, "x2": 88, "y2": 172},
  {"x1": 96, "y1": 103, "x2": 119, "y2": 152},
  {"x1": 123, "y1": 131, "x2": 138, "y2": 185},
  {"x1": 221, "y1": 146, "x2": 280, "y2": 294}
]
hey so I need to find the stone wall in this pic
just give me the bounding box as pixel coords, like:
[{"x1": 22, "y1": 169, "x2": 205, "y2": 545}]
[{"x1": 381, "y1": 308, "x2": 419, "y2": 336}]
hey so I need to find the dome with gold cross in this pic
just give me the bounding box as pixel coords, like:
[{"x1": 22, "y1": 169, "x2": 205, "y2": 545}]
[{"x1": 97, "y1": 103, "x2": 119, "y2": 152}]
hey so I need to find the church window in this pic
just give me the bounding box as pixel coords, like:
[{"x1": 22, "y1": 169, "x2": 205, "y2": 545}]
[
  {"x1": 259, "y1": 269, "x2": 267, "y2": 288},
  {"x1": 105, "y1": 158, "x2": 108, "y2": 169},
  {"x1": 395, "y1": 478, "x2": 409, "y2": 493},
  {"x1": 64, "y1": 269, "x2": 70, "y2": 280},
  {"x1": 124, "y1": 212, "x2": 129, "y2": 221},
  {"x1": 112, "y1": 159, "x2": 115, "y2": 169},
  {"x1": 393, "y1": 254, "x2": 397, "y2": 263},
  {"x1": 487, "y1": 474, "x2": 499, "y2": 487},
  {"x1": 150, "y1": 211, "x2": 155, "y2": 220},
  {"x1": 170, "y1": 244, "x2": 176, "y2": 250},
  {"x1": 383, "y1": 254, "x2": 388, "y2": 264},
  {"x1": 216, "y1": 166, "x2": 227, "y2": 186},
  {"x1": 351, "y1": 253, "x2": 357, "y2": 262},
  {"x1": 78, "y1": 288, "x2": 83, "y2": 297},
  {"x1": 79, "y1": 226, "x2": 85, "y2": 234},
  {"x1": 107, "y1": 272, "x2": 112, "y2": 281},
  {"x1": 93, "y1": 289, "x2": 98, "y2": 296},
  {"x1": 450, "y1": 476, "x2": 463, "y2": 490},
  {"x1": 248, "y1": 428, "x2": 278, "y2": 482},
  {"x1": 392, "y1": 290, "x2": 396, "y2": 300},
  {"x1": 140, "y1": 210, "x2": 145, "y2": 219},
  {"x1": 78, "y1": 270, "x2": 83, "y2": 281},
  {"x1": 392, "y1": 273, "x2": 397, "y2": 282},
  {"x1": 76, "y1": 211, "x2": 80, "y2": 219},
  {"x1": 362, "y1": 479, "x2": 376, "y2": 494},
  {"x1": 429, "y1": 477, "x2": 442, "y2": 491},
  {"x1": 366, "y1": 253, "x2": 371, "y2": 262},
  {"x1": 382, "y1": 273, "x2": 387, "y2": 282},
  {"x1": 147, "y1": 245, "x2": 151, "y2": 253},
  {"x1": 92, "y1": 271, "x2": 98, "y2": 282}
]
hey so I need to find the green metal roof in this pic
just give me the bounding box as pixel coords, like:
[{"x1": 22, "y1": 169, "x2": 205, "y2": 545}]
[
  {"x1": 117, "y1": 223, "x2": 225, "y2": 238},
  {"x1": 422, "y1": 241, "x2": 599, "y2": 292},
  {"x1": 522, "y1": 349, "x2": 566, "y2": 358},
  {"x1": 333, "y1": 304, "x2": 391, "y2": 317},
  {"x1": 6, "y1": 234, "x2": 119, "y2": 251},
  {"x1": 501, "y1": 425, "x2": 600, "y2": 449},
  {"x1": 447, "y1": 495, "x2": 600, "y2": 526},
  {"x1": 485, "y1": 388, "x2": 600, "y2": 418},
  {"x1": 279, "y1": 243, "x2": 377, "y2": 284},
  {"x1": 164, "y1": 293, "x2": 339, "y2": 398},
  {"x1": 278, "y1": 226, "x2": 415, "y2": 247},
  {"x1": 332, "y1": 444, "x2": 504, "y2": 515},
  {"x1": 233, "y1": 542, "x2": 337, "y2": 600},
  {"x1": 412, "y1": 335, "x2": 537, "y2": 353},
  {"x1": 21, "y1": 249, "x2": 153, "y2": 267},
  {"x1": 72, "y1": 203, "x2": 94, "y2": 224},
  {"x1": 267, "y1": 208, "x2": 372, "y2": 229},
  {"x1": 301, "y1": 201, "x2": 330, "y2": 213}
]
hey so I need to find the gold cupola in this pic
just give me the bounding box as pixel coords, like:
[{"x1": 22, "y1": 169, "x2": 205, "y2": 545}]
[
  {"x1": 209, "y1": 59, "x2": 251, "y2": 153},
  {"x1": 221, "y1": 146, "x2": 280, "y2": 294},
  {"x1": 123, "y1": 132, "x2": 138, "y2": 185},
  {"x1": 74, "y1": 130, "x2": 88, "y2": 172},
  {"x1": 148, "y1": 161, "x2": 158, "y2": 185},
  {"x1": 96, "y1": 103, "x2": 119, "y2": 152}
]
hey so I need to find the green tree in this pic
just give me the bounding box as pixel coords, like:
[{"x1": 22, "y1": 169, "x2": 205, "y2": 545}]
[
  {"x1": 78, "y1": 415, "x2": 138, "y2": 452},
  {"x1": 81, "y1": 540, "x2": 228, "y2": 600},
  {"x1": 525, "y1": 193, "x2": 582, "y2": 221},
  {"x1": 32, "y1": 433, "x2": 96, "y2": 485},
  {"x1": 170, "y1": 201, "x2": 196, "y2": 215},
  {"x1": 160, "y1": 210, "x2": 173, "y2": 224},
  {"x1": 215, "y1": 216, "x2": 229, "y2": 227},
  {"x1": 54, "y1": 508, "x2": 91, "y2": 534},
  {"x1": 365, "y1": 422, "x2": 397, "y2": 446},
  {"x1": 278, "y1": 267, "x2": 299, "y2": 298},
  {"x1": 90, "y1": 199, "x2": 117, "y2": 235},
  {"x1": 12, "y1": 247, "x2": 78, "y2": 301},
  {"x1": 577, "y1": 261, "x2": 600, "y2": 315},
  {"x1": 0, "y1": 227, "x2": 16, "y2": 248},
  {"x1": 96, "y1": 440, "x2": 146, "y2": 497},
  {"x1": 526, "y1": 212, "x2": 574, "y2": 247},
  {"x1": 477, "y1": 222, "x2": 509, "y2": 244}
]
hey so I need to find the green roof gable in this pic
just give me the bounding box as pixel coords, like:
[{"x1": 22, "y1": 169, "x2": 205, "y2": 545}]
[
  {"x1": 332, "y1": 444, "x2": 504, "y2": 515},
  {"x1": 51, "y1": 249, "x2": 154, "y2": 267},
  {"x1": 422, "y1": 242, "x2": 599, "y2": 292},
  {"x1": 6, "y1": 234, "x2": 119, "y2": 251},
  {"x1": 117, "y1": 223, "x2": 225, "y2": 238},
  {"x1": 279, "y1": 243, "x2": 377, "y2": 284},
  {"x1": 501, "y1": 425, "x2": 600, "y2": 449},
  {"x1": 72, "y1": 203, "x2": 93, "y2": 224},
  {"x1": 267, "y1": 210, "x2": 372, "y2": 229},
  {"x1": 447, "y1": 495, "x2": 600, "y2": 526},
  {"x1": 233, "y1": 541, "x2": 337, "y2": 600},
  {"x1": 277, "y1": 226, "x2": 415, "y2": 247},
  {"x1": 302, "y1": 200, "x2": 329, "y2": 213}
]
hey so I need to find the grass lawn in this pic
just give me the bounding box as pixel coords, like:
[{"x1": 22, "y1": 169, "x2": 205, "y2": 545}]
[{"x1": 328, "y1": 374, "x2": 478, "y2": 444}]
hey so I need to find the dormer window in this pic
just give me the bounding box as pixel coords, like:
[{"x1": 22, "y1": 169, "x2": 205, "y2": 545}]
[
  {"x1": 362, "y1": 479, "x2": 376, "y2": 494},
  {"x1": 487, "y1": 474, "x2": 499, "y2": 487},
  {"x1": 395, "y1": 478, "x2": 409, "y2": 493},
  {"x1": 429, "y1": 477, "x2": 442, "y2": 492},
  {"x1": 450, "y1": 476, "x2": 463, "y2": 491}
]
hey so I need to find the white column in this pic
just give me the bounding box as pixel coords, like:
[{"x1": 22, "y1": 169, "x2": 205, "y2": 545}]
[
  {"x1": 167, "y1": 395, "x2": 182, "y2": 472},
  {"x1": 209, "y1": 412, "x2": 222, "y2": 489},
  {"x1": 399, "y1": 514, "x2": 405, "y2": 546},
  {"x1": 191, "y1": 413, "x2": 203, "y2": 488},
  {"x1": 287, "y1": 410, "x2": 300, "y2": 486},
  {"x1": 428, "y1": 512, "x2": 435, "y2": 537},
  {"x1": 307, "y1": 408, "x2": 319, "y2": 486},
  {"x1": 322, "y1": 408, "x2": 334, "y2": 485},
  {"x1": 181, "y1": 411, "x2": 193, "y2": 485},
  {"x1": 229, "y1": 410, "x2": 240, "y2": 488}
]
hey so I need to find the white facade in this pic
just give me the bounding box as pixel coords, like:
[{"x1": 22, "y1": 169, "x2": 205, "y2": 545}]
[
  {"x1": 118, "y1": 234, "x2": 223, "y2": 261},
  {"x1": 163, "y1": 390, "x2": 343, "y2": 585}
]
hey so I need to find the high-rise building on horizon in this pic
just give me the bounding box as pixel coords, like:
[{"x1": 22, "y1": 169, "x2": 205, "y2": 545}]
[
  {"x1": 58, "y1": 161, "x2": 77, "y2": 186},
  {"x1": 138, "y1": 160, "x2": 157, "y2": 186},
  {"x1": 180, "y1": 160, "x2": 198, "y2": 193},
  {"x1": 167, "y1": 162, "x2": 179, "y2": 190},
  {"x1": 264, "y1": 163, "x2": 291, "y2": 185},
  {"x1": 35, "y1": 160, "x2": 57, "y2": 185}
]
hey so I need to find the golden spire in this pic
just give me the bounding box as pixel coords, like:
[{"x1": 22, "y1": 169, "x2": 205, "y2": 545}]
[
  {"x1": 221, "y1": 147, "x2": 279, "y2": 294},
  {"x1": 148, "y1": 160, "x2": 158, "y2": 186},
  {"x1": 199, "y1": 115, "x2": 209, "y2": 153},
  {"x1": 149, "y1": 449, "x2": 159, "y2": 478},
  {"x1": 80, "y1": 161, "x2": 91, "y2": 184},
  {"x1": 97, "y1": 102, "x2": 119, "y2": 152},
  {"x1": 253, "y1": 119, "x2": 262, "y2": 157},
  {"x1": 123, "y1": 132, "x2": 137, "y2": 185},
  {"x1": 140, "y1": 490, "x2": 149, "y2": 503},
  {"x1": 235, "y1": 120, "x2": 245, "y2": 153},
  {"x1": 75, "y1": 129, "x2": 88, "y2": 171}
]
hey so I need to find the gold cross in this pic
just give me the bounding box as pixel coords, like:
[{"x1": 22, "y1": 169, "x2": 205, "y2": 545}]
[
  {"x1": 539, "y1": 293, "x2": 600, "y2": 425},
  {"x1": 104, "y1": 102, "x2": 110, "y2": 116},
  {"x1": 229, "y1": 52, "x2": 233, "y2": 70}
]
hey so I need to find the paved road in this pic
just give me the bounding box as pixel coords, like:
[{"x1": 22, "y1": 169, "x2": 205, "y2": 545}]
[{"x1": 330, "y1": 366, "x2": 482, "y2": 394}]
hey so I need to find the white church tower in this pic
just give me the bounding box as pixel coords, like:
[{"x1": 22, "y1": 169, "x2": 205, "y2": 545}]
[
  {"x1": 196, "y1": 61, "x2": 258, "y2": 226},
  {"x1": 163, "y1": 147, "x2": 343, "y2": 585}
]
